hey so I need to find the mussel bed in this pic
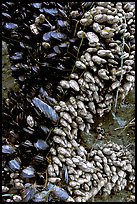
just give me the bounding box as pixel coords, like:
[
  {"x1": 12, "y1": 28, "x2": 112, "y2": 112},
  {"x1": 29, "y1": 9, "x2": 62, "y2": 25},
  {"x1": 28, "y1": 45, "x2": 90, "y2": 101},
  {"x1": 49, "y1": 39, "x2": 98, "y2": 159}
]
[{"x1": 2, "y1": 2, "x2": 135, "y2": 202}]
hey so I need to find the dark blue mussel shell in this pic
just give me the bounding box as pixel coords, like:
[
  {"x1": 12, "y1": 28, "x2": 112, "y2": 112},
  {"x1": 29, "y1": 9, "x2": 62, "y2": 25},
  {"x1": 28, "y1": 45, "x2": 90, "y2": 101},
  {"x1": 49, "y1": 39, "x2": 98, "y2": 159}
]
[{"x1": 32, "y1": 97, "x2": 59, "y2": 122}]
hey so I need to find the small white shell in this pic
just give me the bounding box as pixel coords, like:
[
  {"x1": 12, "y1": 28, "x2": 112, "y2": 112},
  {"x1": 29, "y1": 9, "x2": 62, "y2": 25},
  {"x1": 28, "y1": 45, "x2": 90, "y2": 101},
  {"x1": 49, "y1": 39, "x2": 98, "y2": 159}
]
[
  {"x1": 77, "y1": 101, "x2": 86, "y2": 110},
  {"x1": 108, "y1": 59, "x2": 118, "y2": 65},
  {"x1": 80, "y1": 18, "x2": 93, "y2": 26},
  {"x1": 124, "y1": 60, "x2": 134, "y2": 66},
  {"x1": 57, "y1": 147, "x2": 71, "y2": 157},
  {"x1": 69, "y1": 97, "x2": 77, "y2": 107},
  {"x1": 100, "y1": 27, "x2": 114, "y2": 38},
  {"x1": 93, "y1": 91, "x2": 99, "y2": 103},
  {"x1": 126, "y1": 74, "x2": 135, "y2": 82},
  {"x1": 50, "y1": 147, "x2": 56, "y2": 156},
  {"x1": 69, "y1": 80, "x2": 80, "y2": 92},
  {"x1": 98, "y1": 69, "x2": 109, "y2": 80},
  {"x1": 53, "y1": 136, "x2": 66, "y2": 147},
  {"x1": 42, "y1": 42, "x2": 51, "y2": 49},
  {"x1": 60, "y1": 112, "x2": 72, "y2": 123},
  {"x1": 70, "y1": 73, "x2": 79, "y2": 79},
  {"x1": 60, "y1": 118, "x2": 71, "y2": 129},
  {"x1": 79, "y1": 123, "x2": 85, "y2": 131},
  {"x1": 92, "y1": 173, "x2": 98, "y2": 181},
  {"x1": 66, "y1": 158, "x2": 76, "y2": 168},
  {"x1": 94, "y1": 14, "x2": 107, "y2": 23},
  {"x1": 97, "y1": 49, "x2": 113, "y2": 58},
  {"x1": 103, "y1": 147, "x2": 113, "y2": 155},
  {"x1": 84, "y1": 71, "x2": 95, "y2": 83},
  {"x1": 111, "y1": 81, "x2": 120, "y2": 90},
  {"x1": 118, "y1": 170, "x2": 125, "y2": 178},
  {"x1": 74, "y1": 189, "x2": 85, "y2": 196},
  {"x1": 76, "y1": 116, "x2": 84, "y2": 125},
  {"x1": 54, "y1": 105, "x2": 61, "y2": 112},
  {"x1": 93, "y1": 22, "x2": 102, "y2": 33},
  {"x1": 53, "y1": 163, "x2": 59, "y2": 176},
  {"x1": 52, "y1": 156, "x2": 62, "y2": 167},
  {"x1": 58, "y1": 154, "x2": 66, "y2": 162},
  {"x1": 30, "y1": 24, "x2": 39, "y2": 35},
  {"x1": 92, "y1": 55, "x2": 107, "y2": 64},
  {"x1": 69, "y1": 181, "x2": 80, "y2": 188},
  {"x1": 77, "y1": 30, "x2": 85, "y2": 38},
  {"x1": 71, "y1": 121, "x2": 77, "y2": 129},
  {"x1": 47, "y1": 164, "x2": 56, "y2": 177},
  {"x1": 111, "y1": 175, "x2": 118, "y2": 183},
  {"x1": 48, "y1": 177, "x2": 61, "y2": 183},
  {"x1": 68, "y1": 104, "x2": 77, "y2": 117},
  {"x1": 60, "y1": 80, "x2": 70, "y2": 89},
  {"x1": 75, "y1": 60, "x2": 86, "y2": 69},
  {"x1": 53, "y1": 128, "x2": 66, "y2": 137},
  {"x1": 71, "y1": 139, "x2": 80, "y2": 148},
  {"x1": 104, "y1": 164, "x2": 111, "y2": 176},
  {"x1": 123, "y1": 82, "x2": 132, "y2": 93},
  {"x1": 85, "y1": 32, "x2": 99, "y2": 44},
  {"x1": 84, "y1": 52, "x2": 92, "y2": 62},
  {"x1": 94, "y1": 155, "x2": 102, "y2": 163},
  {"x1": 26, "y1": 115, "x2": 35, "y2": 127},
  {"x1": 71, "y1": 128, "x2": 78, "y2": 138}
]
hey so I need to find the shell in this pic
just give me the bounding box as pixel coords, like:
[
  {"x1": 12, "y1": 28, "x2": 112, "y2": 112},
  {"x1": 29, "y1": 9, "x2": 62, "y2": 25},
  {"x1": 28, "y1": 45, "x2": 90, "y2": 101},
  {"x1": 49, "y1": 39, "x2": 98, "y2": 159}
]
[
  {"x1": 126, "y1": 74, "x2": 135, "y2": 82},
  {"x1": 58, "y1": 154, "x2": 66, "y2": 162},
  {"x1": 70, "y1": 73, "x2": 79, "y2": 79},
  {"x1": 52, "y1": 156, "x2": 62, "y2": 167},
  {"x1": 68, "y1": 104, "x2": 77, "y2": 117},
  {"x1": 26, "y1": 115, "x2": 35, "y2": 127},
  {"x1": 111, "y1": 175, "x2": 118, "y2": 183},
  {"x1": 94, "y1": 13, "x2": 107, "y2": 23},
  {"x1": 53, "y1": 128, "x2": 66, "y2": 137},
  {"x1": 84, "y1": 71, "x2": 95, "y2": 83},
  {"x1": 53, "y1": 163, "x2": 59, "y2": 176},
  {"x1": 111, "y1": 81, "x2": 120, "y2": 90},
  {"x1": 50, "y1": 147, "x2": 56, "y2": 156},
  {"x1": 98, "y1": 69, "x2": 109, "y2": 80},
  {"x1": 35, "y1": 14, "x2": 45, "y2": 25},
  {"x1": 77, "y1": 30, "x2": 85, "y2": 38},
  {"x1": 66, "y1": 158, "x2": 76, "y2": 168},
  {"x1": 74, "y1": 189, "x2": 85, "y2": 196},
  {"x1": 60, "y1": 112, "x2": 72, "y2": 123},
  {"x1": 57, "y1": 147, "x2": 71, "y2": 157},
  {"x1": 48, "y1": 177, "x2": 61, "y2": 183},
  {"x1": 93, "y1": 22, "x2": 102, "y2": 33},
  {"x1": 80, "y1": 18, "x2": 93, "y2": 26},
  {"x1": 75, "y1": 60, "x2": 86, "y2": 69},
  {"x1": 60, "y1": 118, "x2": 71, "y2": 129},
  {"x1": 53, "y1": 136, "x2": 66, "y2": 147},
  {"x1": 69, "y1": 181, "x2": 80, "y2": 188},
  {"x1": 97, "y1": 49, "x2": 113, "y2": 58},
  {"x1": 30, "y1": 24, "x2": 39, "y2": 35},
  {"x1": 100, "y1": 27, "x2": 114, "y2": 38},
  {"x1": 69, "y1": 80, "x2": 80, "y2": 92},
  {"x1": 85, "y1": 32, "x2": 99, "y2": 44},
  {"x1": 118, "y1": 170, "x2": 125, "y2": 178},
  {"x1": 92, "y1": 55, "x2": 107, "y2": 64},
  {"x1": 60, "y1": 80, "x2": 70, "y2": 89}
]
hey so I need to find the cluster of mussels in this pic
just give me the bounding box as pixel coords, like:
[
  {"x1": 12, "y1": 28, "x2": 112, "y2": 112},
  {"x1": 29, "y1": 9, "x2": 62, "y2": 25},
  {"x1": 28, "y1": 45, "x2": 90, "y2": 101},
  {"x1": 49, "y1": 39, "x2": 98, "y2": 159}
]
[
  {"x1": 2, "y1": 2, "x2": 92, "y2": 96},
  {"x1": 2, "y1": 2, "x2": 135, "y2": 203}
]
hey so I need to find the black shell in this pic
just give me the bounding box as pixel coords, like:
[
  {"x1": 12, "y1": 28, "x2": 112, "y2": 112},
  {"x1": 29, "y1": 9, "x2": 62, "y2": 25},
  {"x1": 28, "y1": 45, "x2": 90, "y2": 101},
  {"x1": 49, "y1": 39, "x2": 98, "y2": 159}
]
[
  {"x1": 32, "y1": 191, "x2": 49, "y2": 202},
  {"x1": 32, "y1": 97, "x2": 59, "y2": 122},
  {"x1": 22, "y1": 166, "x2": 35, "y2": 178},
  {"x1": 34, "y1": 139, "x2": 49, "y2": 151},
  {"x1": 23, "y1": 183, "x2": 37, "y2": 202},
  {"x1": 2, "y1": 145, "x2": 15, "y2": 154},
  {"x1": 8, "y1": 158, "x2": 21, "y2": 171}
]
